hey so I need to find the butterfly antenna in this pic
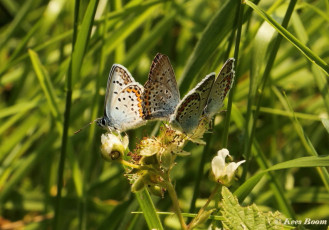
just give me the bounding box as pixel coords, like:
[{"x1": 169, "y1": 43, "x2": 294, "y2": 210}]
[{"x1": 74, "y1": 118, "x2": 100, "y2": 134}]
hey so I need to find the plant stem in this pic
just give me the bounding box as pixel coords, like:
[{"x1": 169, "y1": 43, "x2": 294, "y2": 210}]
[
  {"x1": 165, "y1": 179, "x2": 187, "y2": 230},
  {"x1": 119, "y1": 159, "x2": 141, "y2": 169},
  {"x1": 187, "y1": 184, "x2": 221, "y2": 229}
]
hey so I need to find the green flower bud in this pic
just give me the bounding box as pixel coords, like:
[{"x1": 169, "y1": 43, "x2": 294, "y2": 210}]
[
  {"x1": 147, "y1": 184, "x2": 163, "y2": 197},
  {"x1": 157, "y1": 150, "x2": 173, "y2": 170}
]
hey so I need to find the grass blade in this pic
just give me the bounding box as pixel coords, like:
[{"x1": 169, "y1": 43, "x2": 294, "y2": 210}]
[
  {"x1": 235, "y1": 155, "x2": 329, "y2": 201},
  {"x1": 28, "y1": 49, "x2": 62, "y2": 133},
  {"x1": 71, "y1": 0, "x2": 100, "y2": 87},
  {"x1": 244, "y1": 0, "x2": 329, "y2": 75},
  {"x1": 179, "y1": 0, "x2": 238, "y2": 95},
  {"x1": 135, "y1": 189, "x2": 164, "y2": 230}
]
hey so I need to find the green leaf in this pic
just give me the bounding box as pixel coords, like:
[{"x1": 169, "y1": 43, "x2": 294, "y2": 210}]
[
  {"x1": 71, "y1": 0, "x2": 99, "y2": 86},
  {"x1": 28, "y1": 49, "x2": 62, "y2": 133},
  {"x1": 123, "y1": 13, "x2": 175, "y2": 68},
  {"x1": 222, "y1": 187, "x2": 288, "y2": 230},
  {"x1": 322, "y1": 119, "x2": 329, "y2": 134},
  {"x1": 104, "y1": 4, "x2": 158, "y2": 57},
  {"x1": 0, "y1": 98, "x2": 41, "y2": 119},
  {"x1": 135, "y1": 189, "x2": 164, "y2": 230},
  {"x1": 235, "y1": 156, "x2": 329, "y2": 201}
]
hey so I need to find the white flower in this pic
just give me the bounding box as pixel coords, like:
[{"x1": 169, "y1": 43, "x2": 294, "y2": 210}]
[
  {"x1": 211, "y1": 148, "x2": 245, "y2": 185},
  {"x1": 100, "y1": 133, "x2": 128, "y2": 161}
]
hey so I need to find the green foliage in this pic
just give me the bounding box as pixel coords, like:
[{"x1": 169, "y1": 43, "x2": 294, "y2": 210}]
[
  {"x1": 1, "y1": 0, "x2": 329, "y2": 229},
  {"x1": 221, "y1": 186, "x2": 289, "y2": 230}
]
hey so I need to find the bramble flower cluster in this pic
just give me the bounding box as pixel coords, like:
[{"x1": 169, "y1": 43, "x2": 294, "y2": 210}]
[
  {"x1": 99, "y1": 116, "x2": 212, "y2": 194},
  {"x1": 99, "y1": 117, "x2": 246, "y2": 229}
]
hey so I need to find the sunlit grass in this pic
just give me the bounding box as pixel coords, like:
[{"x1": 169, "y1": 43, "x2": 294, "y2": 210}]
[{"x1": 1, "y1": 0, "x2": 329, "y2": 229}]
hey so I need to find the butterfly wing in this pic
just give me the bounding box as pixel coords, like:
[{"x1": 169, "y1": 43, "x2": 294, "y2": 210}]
[
  {"x1": 142, "y1": 53, "x2": 180, "y2": 120},
  {"x1": 103, "y1": 64, "x2": 134, "y2": 116},
  {"x1": 101, "y1": 64, "x2": 146, "y2": 132},
  {"x1": 170, "y1": 73, "x2": 215, "y2": 134},
  {"x1": 204, "y1": 58, "x2": 235, "y2": 117},
  {"x1": 109, "y1": 83, "x2": 146, "y2": 132}
]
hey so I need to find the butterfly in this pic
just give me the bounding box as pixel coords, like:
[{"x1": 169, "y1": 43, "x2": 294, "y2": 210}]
[
  {"x1": 142, "y1": 53, "x2": 180, "y2": 121},
  {"x1": 169, "y1": 73, "x2": 215, "y2": 134},
  {"x1": 169, "y1": 58, "x2": 235, "y2": 134},
  {"x1": 204, "y1": 58, "x2": 235, "y2": 118},
  {"x1": 97, "y1": 64, "x2": 147, "y2": 132}
]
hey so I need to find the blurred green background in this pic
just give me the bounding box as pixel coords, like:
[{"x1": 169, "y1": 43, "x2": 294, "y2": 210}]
[{"x1": 1, "y1": 0, "x2": 329, "y2": 229}]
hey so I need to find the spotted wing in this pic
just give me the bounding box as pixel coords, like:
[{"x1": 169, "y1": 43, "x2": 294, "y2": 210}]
[
  {"x1": 204, "y1": 58, "x2": 235, "y2": 118},
  {"x1": 170, "y1": 73, "x2": 215, "y2": 134},
  {"x1": 103, "y1": 64, "x2": 146, "y2": 132},
  {"x1": 103, "y1": 64, "x2": 135, "y2": 117},
  {"x1": 142, "y1": 53, "x2": 180, "y2": 120},
  {"x1": 107, "y1": 83, "x2": 146, "y2": 132}
]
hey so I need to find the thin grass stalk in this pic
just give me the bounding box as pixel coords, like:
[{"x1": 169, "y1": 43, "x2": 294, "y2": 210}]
[
  {"x1": 230, "y1": 102, "x2": 299, "y2": 219},
  {"x1": 222, "y1": 0, "x2": 244, "y2": 147},
  {"x1": 114, "y1": 0, "x2": 125, "y2": 63},
  {"x1": 242, "y1": 0, "x2": 297, "y2": 181},
  {"x1": 245, "y1": 0, "x2": 329, "y2": 76},
  {"x1": 79, "y1": 10, "x2": 109, "y2": 230},
  {"x1": 253, "y1": 142, "x2": 298, "y2": 219},
  {"x1": 275, "y1": 90, "x2": 329, "y2": 191},
  {"x1": 53, "y1": 0, "x2": 80, "y2": 229},
  {"x1": 0, "y1": 21, "x2": 41, "y2": 76},
  {"x1": 188, "y1": 8, "x2": 240, "y2": 217},
  {"x1": 0, "y1": 0, "x2": 34, "y2": 49},
  {"x1": 2, "y1": 30, "x2": 73, "y2": 74},
  {"x1": 241, "y1": 0, "x2": 300, "y2": 219},
  {"x1": 187, "y1": 134, "x2": 210, "y2": 220},
  {"x1": 188, "y1": 7, "x2": 240, "y2": 220}
]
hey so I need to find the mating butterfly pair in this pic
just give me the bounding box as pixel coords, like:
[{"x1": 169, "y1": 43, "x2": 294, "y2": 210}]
[{"x1": 97, "y1": 53, "x2": 235, "y2": 134}]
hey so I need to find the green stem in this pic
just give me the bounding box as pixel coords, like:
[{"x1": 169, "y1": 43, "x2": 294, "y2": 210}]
[
  {"x1": 53, "y1": 1, "x2": 79, "y2": 229},
  {"x1": 119, "y1": 159, "x2": 141, "y2": 169},
  {"x1": 165, "y1": 179, "x2": 187, "y2": 230},
  {"x1": 187, "y1": 184, "x2": 221, "y2": 230},
  {"x1": 242, "y1": 0, "x2": 297, "y2": 183},
  {"x1": 222, "y1": 0, "x2": 244, "y2": 147}
]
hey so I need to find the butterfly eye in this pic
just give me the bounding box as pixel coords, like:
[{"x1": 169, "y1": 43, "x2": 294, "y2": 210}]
[{"x1": 97, "y1": 118, "x2": 106, "y2": 127}]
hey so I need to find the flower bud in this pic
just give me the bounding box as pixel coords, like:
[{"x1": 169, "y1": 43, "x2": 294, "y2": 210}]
[
  {"x1": 157, "y1": 150, "x2": 173, "y2": 170},
  {"x1": 147, "y1": 184, "x2": 164, "y2": 197},
  {"x1": 100, "y1": 133, "x2": 128, "y2": 162}
]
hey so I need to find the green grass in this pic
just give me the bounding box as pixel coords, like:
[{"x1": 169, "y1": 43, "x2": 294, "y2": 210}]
[{"x1": 1, "y1": 0, "x2": 329, "y2": 229}]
